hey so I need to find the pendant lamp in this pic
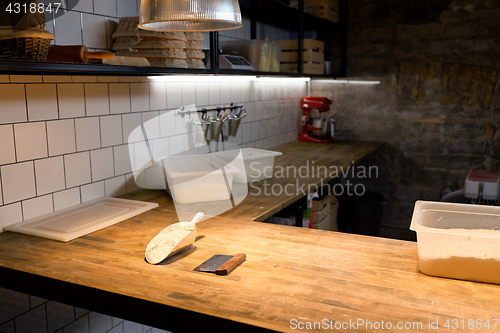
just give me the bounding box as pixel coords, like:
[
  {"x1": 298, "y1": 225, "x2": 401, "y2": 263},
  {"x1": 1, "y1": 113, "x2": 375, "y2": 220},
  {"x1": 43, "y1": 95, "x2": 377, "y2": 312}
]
[{"x1": 139, "y1": 0, "x2": 243, "y2": 32}]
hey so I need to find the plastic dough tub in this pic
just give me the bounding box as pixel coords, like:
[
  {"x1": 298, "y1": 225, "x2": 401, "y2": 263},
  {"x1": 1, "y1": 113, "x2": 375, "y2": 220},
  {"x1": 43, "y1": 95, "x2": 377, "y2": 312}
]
[
  {"x1": 214, "y1": 148, "x2": 282, "y2": 184},
  {"x1": 410, "y1": 200, "x2": 500, "y2": 284},
  {"x1": 219, "y1": 40, "x2": 271, "y2": 71},
  {"x1": 161, "y1": 154, "x2": 239, "y2": 204}
]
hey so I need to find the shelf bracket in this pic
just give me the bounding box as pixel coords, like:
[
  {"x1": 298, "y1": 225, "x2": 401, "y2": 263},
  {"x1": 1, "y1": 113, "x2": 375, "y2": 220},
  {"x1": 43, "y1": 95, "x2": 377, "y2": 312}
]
[
  {"x1": 209, "y1": 32, "x2": 219, "y2": 74},
  {"x1": 298, "y1": 0, "x2": 304, "y2": 74}
]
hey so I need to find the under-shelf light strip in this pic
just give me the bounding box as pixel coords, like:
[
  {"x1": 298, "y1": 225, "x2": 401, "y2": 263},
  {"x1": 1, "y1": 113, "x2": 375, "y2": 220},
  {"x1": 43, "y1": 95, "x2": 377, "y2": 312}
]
[
  {"x1": 312, "y1": 79, "x2": 381, "y2": 85},
  {"x1": 255, "y1": 77, "x2": 311, "y2": 82},
  {"x1": 148, "y1": 76, "x2": 310, "y2": 83}
]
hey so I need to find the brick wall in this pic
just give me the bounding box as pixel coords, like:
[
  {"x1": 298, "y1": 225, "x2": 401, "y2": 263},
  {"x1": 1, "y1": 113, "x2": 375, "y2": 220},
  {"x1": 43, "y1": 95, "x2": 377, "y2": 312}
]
[{"x1": 312, "y1": 0, "x2": 500, "y2": 228}]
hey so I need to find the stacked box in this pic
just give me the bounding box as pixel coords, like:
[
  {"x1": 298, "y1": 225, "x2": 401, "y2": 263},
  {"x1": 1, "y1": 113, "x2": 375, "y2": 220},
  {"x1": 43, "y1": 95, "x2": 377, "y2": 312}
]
[
  {"x1": 275, "y1": 39, "x2": 325, "y2": 75},
  {"x1": 290, "y1": 0, "x2": 339, "y2": 23},
  {"x1": 111, "y1": 16, "x2": 189, "y2": 68},
  {"x1": 185, "y1": 32, "x2": 206, "y2": 69},
  {"x1": 312, "y1": 195, "x2": 331, "y2": 230},
  {"x1": 329, "y1": 194, "x2": 339, "y2": 231},
  {"x1": 305, "y1": 0, "x2": 339, "y2": 23}
]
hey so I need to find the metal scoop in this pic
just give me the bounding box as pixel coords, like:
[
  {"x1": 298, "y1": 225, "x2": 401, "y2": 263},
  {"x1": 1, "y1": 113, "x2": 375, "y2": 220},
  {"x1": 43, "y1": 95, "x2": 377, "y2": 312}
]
[{"x1": 145, "y1": 212, "x2": 204, "y2": 264}]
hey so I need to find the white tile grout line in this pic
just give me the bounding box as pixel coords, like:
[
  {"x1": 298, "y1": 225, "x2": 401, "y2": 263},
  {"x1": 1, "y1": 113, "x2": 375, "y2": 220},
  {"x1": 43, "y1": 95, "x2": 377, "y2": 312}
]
[{"x1": 0, "y1": 299, "x2": 50, "y2": 328}]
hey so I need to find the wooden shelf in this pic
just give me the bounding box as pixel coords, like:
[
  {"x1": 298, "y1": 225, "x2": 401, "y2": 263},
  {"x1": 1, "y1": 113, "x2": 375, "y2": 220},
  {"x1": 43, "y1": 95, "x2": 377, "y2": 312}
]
[
  {"x1": 0, "y1": 60, "x2": 336, "y2": 78},
  {"x1": 0, "y1": 60, "x2": 211, "y2": 76},
  {"x1": 0, "y1": 0, "x2": 346, "y2": 77},
  {"x1": 239, "y1": 0, "x2": 340, "y2": 32}
]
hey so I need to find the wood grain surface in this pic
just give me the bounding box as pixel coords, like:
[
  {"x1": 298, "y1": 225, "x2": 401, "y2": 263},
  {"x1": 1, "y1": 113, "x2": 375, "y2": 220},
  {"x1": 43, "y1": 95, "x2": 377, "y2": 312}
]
[
  {"x1": 3, "y1": 141, "x2": 498, "y2": 333},
  {"x1": 1, "y1": 208, "x2": 500, "y2": 333},
  {"x1": 143, "y1": 140, "x2": 385, "y2": 222}
]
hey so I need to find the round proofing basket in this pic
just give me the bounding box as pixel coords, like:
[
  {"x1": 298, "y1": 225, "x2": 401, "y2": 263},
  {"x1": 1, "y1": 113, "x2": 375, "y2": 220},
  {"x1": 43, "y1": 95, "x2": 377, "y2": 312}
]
[
  {"x1": 0, "y1": 36, "x2": 51, "y2": 60},
  {"x1": 0, "y1": 27, "x2": 55, "y2": 61}
]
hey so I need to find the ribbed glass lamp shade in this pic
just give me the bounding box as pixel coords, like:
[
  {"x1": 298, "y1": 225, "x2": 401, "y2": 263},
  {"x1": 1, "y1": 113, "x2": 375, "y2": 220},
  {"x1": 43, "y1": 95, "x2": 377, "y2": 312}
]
[{"x1": 139, "y1": 0, "x2": 243, "y2": 32}]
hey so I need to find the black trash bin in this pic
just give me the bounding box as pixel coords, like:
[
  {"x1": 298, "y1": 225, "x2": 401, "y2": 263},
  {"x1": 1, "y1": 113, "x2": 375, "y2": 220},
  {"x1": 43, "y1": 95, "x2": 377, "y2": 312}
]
[{"x1": 337, "y1": 192, "x2": 385, "y2": 236}]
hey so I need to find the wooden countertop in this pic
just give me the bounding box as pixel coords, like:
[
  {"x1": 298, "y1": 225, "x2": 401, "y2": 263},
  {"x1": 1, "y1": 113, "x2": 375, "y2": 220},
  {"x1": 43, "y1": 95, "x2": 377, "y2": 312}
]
[
  {"x1": 151, "y1": 140, "x2": 384, "y2": 222},
  {"x1": 2, "y1": 140, "x2": 499, "y2": 333},
  {"x1": 2, "y1": 206, "x2": 500, "y2": 333}
]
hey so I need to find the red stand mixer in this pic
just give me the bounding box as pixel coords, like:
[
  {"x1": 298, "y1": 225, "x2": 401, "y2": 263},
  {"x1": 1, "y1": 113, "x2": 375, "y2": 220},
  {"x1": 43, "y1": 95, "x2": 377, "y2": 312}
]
[{"x1": 299, "y1": 96, "x2": 335, "y2": 143}]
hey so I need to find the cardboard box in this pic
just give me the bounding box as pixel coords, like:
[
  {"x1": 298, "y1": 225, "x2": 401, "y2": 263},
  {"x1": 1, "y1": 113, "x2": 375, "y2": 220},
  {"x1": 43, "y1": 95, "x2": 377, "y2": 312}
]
[
  {"x1": 275, "y1": 39, "x2": 325, "y2": 52},
  {"x1": 289, "y1": 0, "x2": 339, "y2": 11},
  {"x1": 311, "y1": 195, "x2": 330, "y2": 229},
  {"x1": 305, "y1": 0, "x2": 339, "y2": 11},
  {"x1": 312, "y1": 195, "x2": 330, "y2": 212},
  {"x1": 280, "y1": 62, "x2": 324, "y2": 75},
  {"x1": 305, "y1": 7, "x2": 339, "y2": 23},
  {"x1": 280, "y1": 49, "x2": 324, "y2": 63},
  {"x1": 313, "y1": 202, "x2": 330, "y2": 223},
  {"x1": 314, "y1": 214, "x2": 330, "y2": 230}
]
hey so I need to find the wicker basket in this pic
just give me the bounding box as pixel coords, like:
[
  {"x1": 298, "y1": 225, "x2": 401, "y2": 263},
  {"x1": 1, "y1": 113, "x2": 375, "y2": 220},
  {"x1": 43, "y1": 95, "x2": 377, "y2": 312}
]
[
  {"x1": 0, "y1": 27, "x2": 55, "y2": 61},
  {"x1": 0, "y1": 0, "x2": 54, "y2": 61},
  {"x1": 112, "y1": 17, "x2": 186, "y2": 41}
]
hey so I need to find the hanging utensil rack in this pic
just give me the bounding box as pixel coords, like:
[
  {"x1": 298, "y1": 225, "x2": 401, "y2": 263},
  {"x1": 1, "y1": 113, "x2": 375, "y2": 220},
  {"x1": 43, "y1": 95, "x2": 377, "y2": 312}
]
[{"x1": 177, "y1": 104, "x2": 243, "y2": 117}]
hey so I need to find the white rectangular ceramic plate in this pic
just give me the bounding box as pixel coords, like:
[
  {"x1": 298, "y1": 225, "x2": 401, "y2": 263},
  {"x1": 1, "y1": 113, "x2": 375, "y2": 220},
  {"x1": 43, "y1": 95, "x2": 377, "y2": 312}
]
[{"x1": 4, "y1": 197, "x2": 158, "y2": 242}]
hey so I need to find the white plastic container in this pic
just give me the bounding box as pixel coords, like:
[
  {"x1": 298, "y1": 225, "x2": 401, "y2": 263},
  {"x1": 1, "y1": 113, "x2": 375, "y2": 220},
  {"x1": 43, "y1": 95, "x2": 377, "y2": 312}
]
[
  {"x1": 214, "y1": 148, "x2": 282, "y2": 184},
  {"x1": 269, "y1": 42, "x2": 282, "y2": 72},
  {"x1": 219, "y1": 40, "x2": 271, "y2": 71},
  {"x1": 161, "y1": 154, "x2": 239, "y2": 204},
  {"x1": 410, "y1": 200, "x2": 500, "y2": 284},
  {"x1": 464, "y1": 169, "x2": 500, "y2": 200}
]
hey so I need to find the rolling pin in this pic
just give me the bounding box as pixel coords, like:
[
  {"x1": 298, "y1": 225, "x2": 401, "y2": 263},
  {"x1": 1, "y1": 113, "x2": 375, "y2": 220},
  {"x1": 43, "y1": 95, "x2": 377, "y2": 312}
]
[{"x1": 47, "y1": 45, "x2": 115, "y2": 64}]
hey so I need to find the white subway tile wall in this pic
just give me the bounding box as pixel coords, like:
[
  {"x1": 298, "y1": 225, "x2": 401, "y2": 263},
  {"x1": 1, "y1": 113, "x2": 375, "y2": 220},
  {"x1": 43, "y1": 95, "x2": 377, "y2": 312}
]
[
  {"x1": 57, "y1": 83, "x2": 86, "y2": 119},
  {"x1": 130, "y1": 83, "x2": 150, "y2": 112},
  {"x1": 1, "y1": 161, "x2": 36, "y2": 205},
  {"x1": 82, "y1": 13, "x2": 108, "y2": 49},
  {"x1": 85, "y1": 83, "x2": 111, "y2": 116},
  {"x1": 0, "y1": 84, "x2": 27, "y2": 124},
  {"x1": 0, "y1": 3, "x2": 301, "y2": 332},
  {"x1": 54, "y1": 10, "x2": 83, "y2": 46},
  {"x1": 0, "y1": 74, "x2": 304, "y2": 225},
  {"x1": 0, "y1": 125, "x2": 16, "y2": 165},
  {"x1": 81, "y1": 181, "x2": 105, "y2": 203},
  {"x1": 100, "y1": 115, "x2": 123, "y2": 147},
  {"x1": 22, "y1": 194, "x2": 54, "y2": 221},
  {"x1": 47, "y1": 119, "x2": 77, "y2": 156},
  {"x1": 34, "y1": 156, "x2": 66, "y2": 195},
  {"x1": 109, "y1": 83, "x2": 131, "y2": 114},
  {"x1": 0, "y1": 286, "x2": 161, "y2": 333},
  {"x1": 53, "y1": 187, "x2": 81, "y2": 211},
  {"x1": 64, "y1": 151, "x2": 92, "y2": 188},
  {"x1": 90, "y1": 148, "x2": 115, "y2": 182},
  {"x1": 75, "y1": 117, "x2": 101, "y2": 151}
]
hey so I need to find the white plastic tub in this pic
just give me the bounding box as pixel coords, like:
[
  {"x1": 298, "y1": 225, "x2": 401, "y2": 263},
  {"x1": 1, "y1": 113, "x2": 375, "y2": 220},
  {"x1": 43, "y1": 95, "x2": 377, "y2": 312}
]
[
  {"x1": 269, "y1": 42, "x2": 282, "y2": 72},
  {"x1": 410, "y1": 200, "x2": 500, "y2": 284},
  {"x1": 219, "y1": 40, "x2": 271, "y2": 72},
  {"x1": 161, "y1": 154, "x2": 239, "y2": 204},
  {"x1": 214, "y1": 148, "x2": 282, "y2": 184}
]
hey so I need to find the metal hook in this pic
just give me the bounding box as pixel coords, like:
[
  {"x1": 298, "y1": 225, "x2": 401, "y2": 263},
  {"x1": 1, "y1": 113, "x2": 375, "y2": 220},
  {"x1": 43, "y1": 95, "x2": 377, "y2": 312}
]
[
  {"x1": 201, "y1": 109, "x2": 208, "y2": 120},
  {"x1": 179, "y1": 106, "x2": 186, "y2": 117},
  {"x1": 235, "y1": 106, "x2": 243, "y2": 117}
]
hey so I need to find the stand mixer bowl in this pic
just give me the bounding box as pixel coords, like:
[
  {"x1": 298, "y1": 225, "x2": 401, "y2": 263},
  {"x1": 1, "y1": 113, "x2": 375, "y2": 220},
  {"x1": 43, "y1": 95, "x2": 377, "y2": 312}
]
[{"x1": 311, "y1": 118, "x2": 335, "y2": 139}]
